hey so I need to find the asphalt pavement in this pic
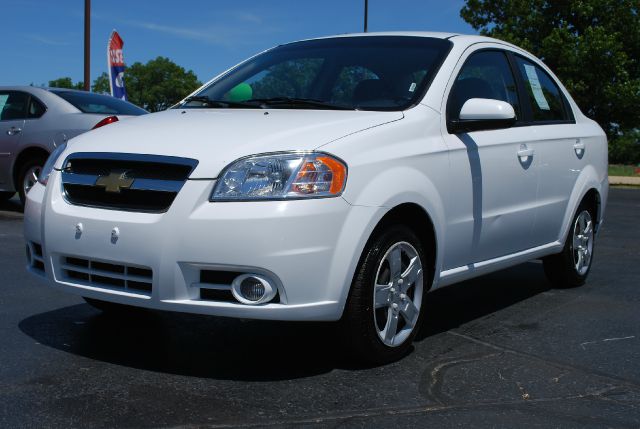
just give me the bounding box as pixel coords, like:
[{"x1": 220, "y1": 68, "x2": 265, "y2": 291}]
[{"x1": 1, "y1": 188, "x2": 639, "y2": 428}]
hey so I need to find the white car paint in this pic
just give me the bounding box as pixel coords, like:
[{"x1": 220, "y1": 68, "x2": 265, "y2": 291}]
[{"x1": 24, "y1": 32, "x2": 608, "y2": 323}]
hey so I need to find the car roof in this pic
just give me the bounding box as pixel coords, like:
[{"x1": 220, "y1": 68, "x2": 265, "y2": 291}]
[{"x1": 286, "y1": 31, "x2": 522, "y2": 52}]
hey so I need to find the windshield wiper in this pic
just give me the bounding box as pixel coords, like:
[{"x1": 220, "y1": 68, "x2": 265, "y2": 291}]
[
  {"x1": 182, "y1": 95, "x2": 261, "y2": 108},
  {"x1": 247, "y1": 97, "x2": 355, "y2": 110}
]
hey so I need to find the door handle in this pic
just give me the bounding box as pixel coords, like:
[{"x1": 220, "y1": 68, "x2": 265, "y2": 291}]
[
  {"x1": 517, "y1": 148, "x2": 534, "y2": 159},
  {"x1": 573, "y1": 139, "x2": 585, "y2": 158},
  {"x1": 6, "y1": 127, "x2": 22, "y2": 136}
]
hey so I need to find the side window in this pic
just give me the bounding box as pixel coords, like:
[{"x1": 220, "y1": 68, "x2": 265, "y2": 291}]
[
  {"x1": 28, "y1": 97, "x2": 46, "y2": 119},
  {"x1": 0, "y1": 91, "x2": 29, "y2": 121},
  {"x1": 448, "y1": 50, "x2": 520, "y2": 121},
  {"x1": 514, "y1": 56, "x2": 569, "y2": 122},
  {"x1": 330, "y1": 66, "x2": 379, "y2": 104}
]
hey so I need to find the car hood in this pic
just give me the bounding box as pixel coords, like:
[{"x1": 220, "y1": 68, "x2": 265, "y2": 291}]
[{"x1": 61, "y1": 108, "x2": 403, "y2": 178}]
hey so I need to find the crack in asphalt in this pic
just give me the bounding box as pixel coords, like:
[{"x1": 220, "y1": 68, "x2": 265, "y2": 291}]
[
  {"x1": 182, "y1": 386, "x2": 627, "y2": 429},
  {"x1": 448, "y1": 331, "x2": 640, "y2": 390}
]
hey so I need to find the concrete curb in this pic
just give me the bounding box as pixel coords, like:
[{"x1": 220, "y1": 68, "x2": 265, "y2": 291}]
[{"x1": 609, "y1": 176, "x2": 640, "y2": 186}]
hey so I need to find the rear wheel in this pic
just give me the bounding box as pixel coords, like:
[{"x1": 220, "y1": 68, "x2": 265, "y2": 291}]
[
  {"x1": 17, "y1": 156, "x2": 46, "y2": 205},
  {"x1": 543, "y1": 202, "x2": 595, "y2": 288},
  {"x1": 341, "y1": 224, "x2": 430, "y2": 365}
]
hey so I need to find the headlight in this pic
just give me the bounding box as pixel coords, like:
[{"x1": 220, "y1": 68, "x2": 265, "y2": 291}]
[
  {"x1": 210, "y1": 152, "x2": 347, "y2": 201},
  {"x1": 38, "y1": 142, "x2": 67, "y2": 186}
]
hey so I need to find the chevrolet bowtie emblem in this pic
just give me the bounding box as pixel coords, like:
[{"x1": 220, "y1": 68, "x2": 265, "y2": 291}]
[{"x1": 95, "y1": 170, "x2": 134, "y2": 193}]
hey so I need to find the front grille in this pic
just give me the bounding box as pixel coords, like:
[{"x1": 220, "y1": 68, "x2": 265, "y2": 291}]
[
  {"x1": 61, "y1": 256, "x2": 153, "y2": 294},
  {"x1": 60, "y1": 153, "x2": 198, "y2": 213}
]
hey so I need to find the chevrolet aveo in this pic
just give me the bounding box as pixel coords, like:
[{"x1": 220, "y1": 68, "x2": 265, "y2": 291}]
[{"x1": 24, "y1": 33, "x2": 608, "y2": 363}]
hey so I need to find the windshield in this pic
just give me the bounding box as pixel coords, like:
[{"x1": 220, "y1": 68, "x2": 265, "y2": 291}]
[
  {"x1": 180, "y1": 36, "x2": 452, "y2": 111},
  {"x1": 51, "y1": 90, "x2": 148, "y2": 115}
]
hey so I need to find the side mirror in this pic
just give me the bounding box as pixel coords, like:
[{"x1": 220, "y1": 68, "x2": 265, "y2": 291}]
[{"x1": 448, "y1": 98, "x2": 516, "y2": 133}]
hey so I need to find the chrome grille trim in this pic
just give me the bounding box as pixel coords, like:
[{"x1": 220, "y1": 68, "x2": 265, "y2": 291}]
[
  {"x1": 59, "y1": 152, "x2": 198, "y2": 213},
  {"x1": 61, "y1": 172, "x2": 184, "y2": 193}
]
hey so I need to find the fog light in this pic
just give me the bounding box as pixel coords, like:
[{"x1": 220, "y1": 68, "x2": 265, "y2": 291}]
[{"x1": 231, "y1": 274, "x2": 277, "y2": 305}]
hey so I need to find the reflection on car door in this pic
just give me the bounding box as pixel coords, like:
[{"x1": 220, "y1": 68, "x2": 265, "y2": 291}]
[
  {"x1": 441, "y1": 49, "x2": 539, "y2": 270},
  {"x1": 511, "y1": 56, "x2": 584, "y2": 246},
  {"x1": 0, "y1": 91, "x2": 28, "y2": 189}
]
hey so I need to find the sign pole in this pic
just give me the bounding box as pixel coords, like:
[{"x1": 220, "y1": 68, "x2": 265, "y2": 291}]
[
  {"x1": 364, "y1": 0, "x2": 368, "y2": 32},
  {"x1": 84, "y1": 0, "x2": 91, "y2": 91}
]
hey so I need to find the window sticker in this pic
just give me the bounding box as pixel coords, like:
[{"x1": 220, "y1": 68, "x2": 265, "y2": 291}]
[
  {"x1": 523, "y1": 64, "x2": 550, "y2": 110},
  {"x1": 409, "y1": 82, "x2": 417, "y2": 92}
]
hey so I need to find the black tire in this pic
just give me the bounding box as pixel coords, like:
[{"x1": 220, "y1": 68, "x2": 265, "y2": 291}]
[
  {"x1": 341, "y1": 224, "x2": 431, "y2": 365},
  {"x1": 84, "y1": 297, "x2": 146, "y2": 315},
  {"x1": 543, "y1": 201, "x2": 596, "y2": 288},
  {"x1": 0, "y1": 191, "x2": 15, "y2": 202},
  {"x1": 17, "y1": 155, "x2": 47, "y2": 206}
]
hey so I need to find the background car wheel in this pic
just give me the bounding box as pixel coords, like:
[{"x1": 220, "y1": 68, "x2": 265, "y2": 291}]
[
  {"x1": 543, "y1": 201, "x2": 596, "y2": 288},
  {"x1": 341, "y1": 224, "x2": 430, "y2": 365},
  {"x1": 17, "y1": 156, "x2": 47, "y2": 205},
  {"x1": 0, "y1": 191, "x2": 15, "y2": 202},
  {"x1": 84, "y1": 297, "x2": 146, "y2": 315}
]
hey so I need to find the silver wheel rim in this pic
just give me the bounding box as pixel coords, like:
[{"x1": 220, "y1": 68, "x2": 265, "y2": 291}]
[
  {"x1": 373, "y1": 241, "x2": 424, "y2": 347},
  {"x1": 572, "y1": 210, "x2": 593, "y2": 276},
  {"x1": 23, "y1": 166, "x2": 42, "y2": 195}
]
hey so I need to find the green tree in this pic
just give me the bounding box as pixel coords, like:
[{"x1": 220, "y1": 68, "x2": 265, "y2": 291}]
[
  {"x1": 48, "y1": 77, "x2": 84, "y2": 89},
  {"x1": 92, "y1": 72, "x2": 110, "y2": 94},
  {"x1": 461, "y1": 0, "x2": 640, "y2": 160},
  {"x1": 124, "y1": 57, "x2": 201, "y2": 112}
]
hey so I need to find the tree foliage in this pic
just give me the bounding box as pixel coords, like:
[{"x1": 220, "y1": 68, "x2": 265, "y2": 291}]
[
  {"x1": 92, "y1": 72, "x2": 110, "y2": 94},
  {"x1": 48, "y1": 77, "x2": 84, "y2": 90},
  {"x1": 461, "y1": 0, "x2": 640, "y2": 162},
  {"x1": 122, "y1": 56, "x2": 201, "y2": 112}
]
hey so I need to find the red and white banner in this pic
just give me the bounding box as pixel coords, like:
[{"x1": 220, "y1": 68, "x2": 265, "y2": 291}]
[{"x1": 107, "y1": 30, "x2": 127, "y2": 100}]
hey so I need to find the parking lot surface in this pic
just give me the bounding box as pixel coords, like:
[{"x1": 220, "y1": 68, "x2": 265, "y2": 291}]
[{"x1": 1, "y1": 188, "x2": 639, "y2": 428}]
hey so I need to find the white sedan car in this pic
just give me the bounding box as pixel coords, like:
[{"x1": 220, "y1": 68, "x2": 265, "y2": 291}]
[{"x1": 24, "y1": 32, "x2": 608, "y2": 363}]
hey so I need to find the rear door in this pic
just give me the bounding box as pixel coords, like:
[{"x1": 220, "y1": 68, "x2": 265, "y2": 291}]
[
  {"x1": 510, "y1": 55, "x2": 581, "y2": 245},
  {"x1": 440, "y1": 48, "x2": 539, "y2": 269},
  {"x1": 0, "y1": 91, "x2": 29, "y2": 189}
]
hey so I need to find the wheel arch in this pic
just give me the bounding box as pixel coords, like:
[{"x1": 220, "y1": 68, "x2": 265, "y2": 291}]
[
  {"x1": 559, "y1": 165, "x2": 606, "y2": 245},
  {"x1": 12, "y1": 146, "x2": 50, "y2": 189},
  {"x1": 367, "y1": 203, "x2": 438, "y2": 290}
]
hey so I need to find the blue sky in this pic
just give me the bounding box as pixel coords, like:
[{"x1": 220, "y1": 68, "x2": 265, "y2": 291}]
[{"x1": 2, "y1": 0, "x2": 475, "y2": 87}]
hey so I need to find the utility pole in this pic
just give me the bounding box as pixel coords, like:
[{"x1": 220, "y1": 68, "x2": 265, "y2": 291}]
[
  {"x1": 364, "y1": 0, "x2": 368, "y2": 32},
  {"x1": 84, "y1": 0, "x2": 91, "y2": 91}
]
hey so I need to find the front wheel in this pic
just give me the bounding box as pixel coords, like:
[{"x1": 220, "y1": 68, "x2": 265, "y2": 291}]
[
  {"x1": 341, "y1": 224, "x2": 430, "y2": 365},
  {"x1": 543, "y1": 203, "x2": 595, "y2": 288}
]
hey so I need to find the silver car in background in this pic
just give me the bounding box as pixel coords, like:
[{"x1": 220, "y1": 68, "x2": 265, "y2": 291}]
[{"x1": 0, "y1": 86, "x2": 147, "y2": 204}]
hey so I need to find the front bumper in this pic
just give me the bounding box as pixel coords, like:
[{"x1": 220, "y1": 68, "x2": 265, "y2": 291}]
[{"x1": 24, "y1": 172, "x2": 382, "y2": 321}]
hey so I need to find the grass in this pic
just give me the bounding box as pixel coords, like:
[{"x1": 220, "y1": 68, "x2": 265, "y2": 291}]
[{"x1": 609, "y1": 164, "x2": 640, "y2": 177}]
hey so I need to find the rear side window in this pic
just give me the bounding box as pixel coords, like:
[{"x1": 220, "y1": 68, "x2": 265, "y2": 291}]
[
  {"x1": 28, "y1": 97, "x2": 46, "y2": 118},
  {"x1": 513, "y1": 56, "x2": 569, "y2": 122},
  {"x1": 448, "y1": 50, "x2": 520, "y2": 121},
  {"x1": 0, "y1": 91, "x2": 29, "y2": 121},
  {"x1": 51, "y1": 90, "x2": 147, "y2": 116}
]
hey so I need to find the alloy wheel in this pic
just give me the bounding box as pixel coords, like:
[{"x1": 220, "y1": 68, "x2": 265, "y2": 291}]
[
  {"x1": 572, "y1": 210, "x2": 593, "y2": 275},
  {"x1": 373, "y1": 241, "x2": 424, "y2": 347}
]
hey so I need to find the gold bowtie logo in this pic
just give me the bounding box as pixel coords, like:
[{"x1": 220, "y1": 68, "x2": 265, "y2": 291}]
[{"x1": 95, "y1": 170, "x2": 134, "y2": 193}]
